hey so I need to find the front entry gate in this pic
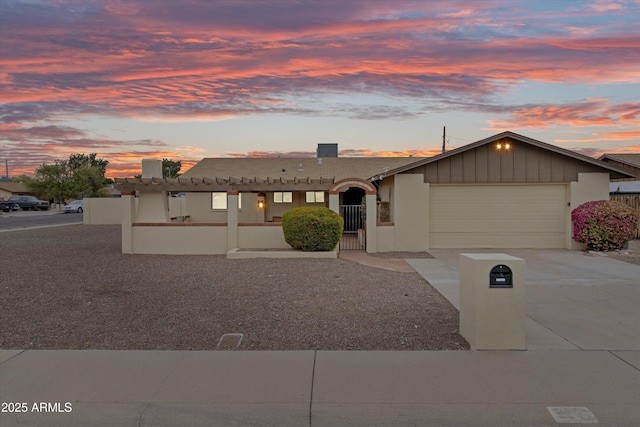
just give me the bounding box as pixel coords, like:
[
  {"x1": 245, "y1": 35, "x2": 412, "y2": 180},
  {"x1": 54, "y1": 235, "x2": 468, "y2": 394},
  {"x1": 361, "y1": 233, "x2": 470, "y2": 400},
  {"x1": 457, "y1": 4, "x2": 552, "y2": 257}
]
[{"x1": 340, "y1": 205, "x2": 365, "y2": 250}]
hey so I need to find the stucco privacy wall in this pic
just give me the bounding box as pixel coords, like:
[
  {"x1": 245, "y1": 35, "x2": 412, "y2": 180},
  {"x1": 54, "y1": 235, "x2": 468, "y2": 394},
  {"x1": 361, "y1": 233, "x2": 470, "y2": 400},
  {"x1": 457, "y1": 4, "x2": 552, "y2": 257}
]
[
  {"x1": 83, "y1": 197, "x2": 185, "y2": 225},
  {"x1": 83, "y1": 198, "x2": 126, "y2": 225}
]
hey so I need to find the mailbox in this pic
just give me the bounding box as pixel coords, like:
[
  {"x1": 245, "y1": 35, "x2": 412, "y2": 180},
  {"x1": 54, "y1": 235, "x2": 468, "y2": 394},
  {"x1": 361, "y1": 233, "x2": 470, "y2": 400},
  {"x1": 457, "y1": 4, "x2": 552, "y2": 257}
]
[
  {"x1": 490, "y1": 264, "x2": 513, "y2": 288},
  {"x1": 460, "y1": 254, "x2": 525, "y2": 350}
]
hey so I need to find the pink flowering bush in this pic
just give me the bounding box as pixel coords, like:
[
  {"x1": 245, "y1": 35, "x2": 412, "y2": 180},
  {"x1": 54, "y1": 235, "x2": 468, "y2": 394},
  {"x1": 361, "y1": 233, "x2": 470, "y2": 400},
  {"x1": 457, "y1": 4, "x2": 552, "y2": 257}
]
[{"x1": 571, "y1": 200, "x2": 638, "y2": 251}]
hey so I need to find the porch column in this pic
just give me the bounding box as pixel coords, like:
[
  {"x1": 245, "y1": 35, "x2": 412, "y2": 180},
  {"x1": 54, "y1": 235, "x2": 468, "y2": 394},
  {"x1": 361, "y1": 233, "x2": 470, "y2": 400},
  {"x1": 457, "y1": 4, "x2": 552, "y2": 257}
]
[
  {"x1": 227, "y1": 191, "x2": 239, "y2": 250},
  {"x1": 329, "y1": 193, "x2": 339, "y2": 213},
  {"x1": 121, "y1": 192, "x2": 136, "y2": 254},
  {"x1": 365, "y1": 192, "x2": 377, "y2": 253}
]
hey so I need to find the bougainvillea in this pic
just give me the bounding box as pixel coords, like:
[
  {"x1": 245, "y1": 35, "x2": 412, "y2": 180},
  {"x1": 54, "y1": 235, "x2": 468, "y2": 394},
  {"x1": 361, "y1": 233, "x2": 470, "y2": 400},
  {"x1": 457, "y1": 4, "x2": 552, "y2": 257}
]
[{"x1": 571, "y1": 200, "x2": 639, "y2": 251}]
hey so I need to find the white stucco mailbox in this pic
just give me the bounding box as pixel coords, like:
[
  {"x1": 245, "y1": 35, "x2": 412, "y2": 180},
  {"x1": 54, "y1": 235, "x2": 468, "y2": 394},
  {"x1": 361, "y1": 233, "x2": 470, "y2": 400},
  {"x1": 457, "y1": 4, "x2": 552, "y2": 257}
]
[{"x1": 459, "y1": 253, "x2": 526, "y2": 350}]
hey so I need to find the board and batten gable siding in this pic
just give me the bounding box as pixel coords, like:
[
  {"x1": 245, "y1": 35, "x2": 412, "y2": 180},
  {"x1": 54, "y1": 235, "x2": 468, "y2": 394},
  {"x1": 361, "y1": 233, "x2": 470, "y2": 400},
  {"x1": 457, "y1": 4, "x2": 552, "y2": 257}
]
[{"x1": 404, "y1": 139, "x2": 604, "y2": 184}]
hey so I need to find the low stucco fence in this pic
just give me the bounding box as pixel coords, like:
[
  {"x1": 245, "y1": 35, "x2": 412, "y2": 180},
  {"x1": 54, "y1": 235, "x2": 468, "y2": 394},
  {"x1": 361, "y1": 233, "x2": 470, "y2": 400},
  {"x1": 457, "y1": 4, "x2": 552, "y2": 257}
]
[{"x1": 127, "y1": 223, "x2": 289, "y2": 255}]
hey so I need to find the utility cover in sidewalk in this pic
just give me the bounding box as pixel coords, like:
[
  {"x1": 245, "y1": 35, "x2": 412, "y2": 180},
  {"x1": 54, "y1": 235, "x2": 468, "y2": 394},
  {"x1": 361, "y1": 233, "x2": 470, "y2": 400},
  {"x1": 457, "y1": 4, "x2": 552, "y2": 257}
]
[
  {"x1": 217, "y1": 333, "x2": 243, "y2": 350},
  {"x1": 547, "y1": 407, "x2": 598, "y2": 423}
]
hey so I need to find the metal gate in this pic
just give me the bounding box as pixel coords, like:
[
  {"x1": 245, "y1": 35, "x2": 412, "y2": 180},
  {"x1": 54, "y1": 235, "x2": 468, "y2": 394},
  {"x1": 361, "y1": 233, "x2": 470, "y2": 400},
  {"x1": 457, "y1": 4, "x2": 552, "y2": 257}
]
[{"x1": 340, "y1": 205, "x2": 365, "y2": 250}]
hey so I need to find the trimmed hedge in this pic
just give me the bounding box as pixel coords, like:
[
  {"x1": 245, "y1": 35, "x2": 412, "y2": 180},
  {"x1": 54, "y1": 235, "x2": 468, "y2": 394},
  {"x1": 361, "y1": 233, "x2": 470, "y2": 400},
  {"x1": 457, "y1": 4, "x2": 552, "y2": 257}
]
[
  {"x1": 282, "y1": 207, "x2": 343, "y2": 251},
  {"x1": 571, "y1": 200, "x2": 639, "y2": 251}
]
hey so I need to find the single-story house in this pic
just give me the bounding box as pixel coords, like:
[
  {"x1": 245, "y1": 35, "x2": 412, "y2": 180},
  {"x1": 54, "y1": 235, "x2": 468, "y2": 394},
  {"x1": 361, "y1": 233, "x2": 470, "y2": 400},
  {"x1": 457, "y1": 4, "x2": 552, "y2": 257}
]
[
  {"x1": 0, "y1": 182, "x2": 31, "y2": 201},
  {"x1": 113, "y1": 131, "x2": 636, "y2": 255}
]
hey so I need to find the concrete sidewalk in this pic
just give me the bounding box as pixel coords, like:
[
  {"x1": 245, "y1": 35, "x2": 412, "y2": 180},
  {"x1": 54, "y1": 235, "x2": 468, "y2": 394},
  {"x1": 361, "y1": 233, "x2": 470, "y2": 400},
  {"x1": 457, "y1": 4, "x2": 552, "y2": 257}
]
[
  {"x1": 1, "y1": 349, "x2": 639, "y2": 426},
  {"x1": 1, "y1": 248, "x2": 639, "y2": 426}
]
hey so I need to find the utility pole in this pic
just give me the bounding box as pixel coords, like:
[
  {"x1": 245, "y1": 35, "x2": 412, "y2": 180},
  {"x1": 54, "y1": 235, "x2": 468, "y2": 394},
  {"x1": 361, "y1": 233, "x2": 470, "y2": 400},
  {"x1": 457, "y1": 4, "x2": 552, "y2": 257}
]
[
  {"x1": 442, "y1": 126, "x2": 446, "y2": 153},
  {"x1": 5, "y1": 159, "x2": 8, "y2": 179}
]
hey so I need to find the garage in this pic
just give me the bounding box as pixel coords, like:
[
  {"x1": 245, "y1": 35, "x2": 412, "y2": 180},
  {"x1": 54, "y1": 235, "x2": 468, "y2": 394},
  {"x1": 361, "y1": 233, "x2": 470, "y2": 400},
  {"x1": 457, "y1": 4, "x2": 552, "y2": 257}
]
[
  {"x1": 373, "y1": 132, "x2": 636, "y2": 252},
  {"x1": 430, "y1": 184, "x2": 568, "y2": 248}
]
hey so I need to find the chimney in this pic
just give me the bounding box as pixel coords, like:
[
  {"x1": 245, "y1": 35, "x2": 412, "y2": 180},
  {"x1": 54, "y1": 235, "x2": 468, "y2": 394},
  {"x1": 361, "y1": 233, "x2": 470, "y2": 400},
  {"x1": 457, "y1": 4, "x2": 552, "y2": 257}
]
[{"x1": 317, "y1": 143, "x2": 338, "y2": 158}]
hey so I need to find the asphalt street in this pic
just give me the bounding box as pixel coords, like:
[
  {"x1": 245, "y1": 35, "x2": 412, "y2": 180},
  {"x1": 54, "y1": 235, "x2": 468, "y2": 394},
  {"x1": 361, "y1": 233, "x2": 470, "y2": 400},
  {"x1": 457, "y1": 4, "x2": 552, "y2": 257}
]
[{"x1": 0, "y1": 209, "x2": 82, "y2": 231}]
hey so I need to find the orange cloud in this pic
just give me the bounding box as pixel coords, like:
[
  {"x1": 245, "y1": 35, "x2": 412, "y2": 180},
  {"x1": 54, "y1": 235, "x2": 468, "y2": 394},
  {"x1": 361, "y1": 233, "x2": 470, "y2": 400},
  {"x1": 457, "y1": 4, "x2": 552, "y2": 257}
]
[{"x1": 487, "y1": 100, "x2": 640, "y2": 131}]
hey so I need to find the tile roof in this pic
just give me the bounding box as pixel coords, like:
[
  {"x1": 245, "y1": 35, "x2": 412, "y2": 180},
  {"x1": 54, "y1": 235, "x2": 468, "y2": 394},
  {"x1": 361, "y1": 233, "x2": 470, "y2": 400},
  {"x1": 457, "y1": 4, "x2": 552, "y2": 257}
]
[
  {"x1": 181, "y1": 157, "x2": 422, "y2": 181},
  {"x1": 599, "y1": 153, "x2": 640, "y2": 168}
]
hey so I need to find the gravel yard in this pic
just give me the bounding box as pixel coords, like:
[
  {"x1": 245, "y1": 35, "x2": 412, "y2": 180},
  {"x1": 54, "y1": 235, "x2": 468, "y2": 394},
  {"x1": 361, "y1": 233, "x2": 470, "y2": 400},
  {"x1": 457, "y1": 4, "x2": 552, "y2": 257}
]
[{"x1": 0, "y1": 225, "x2": 468, "y2": 351}]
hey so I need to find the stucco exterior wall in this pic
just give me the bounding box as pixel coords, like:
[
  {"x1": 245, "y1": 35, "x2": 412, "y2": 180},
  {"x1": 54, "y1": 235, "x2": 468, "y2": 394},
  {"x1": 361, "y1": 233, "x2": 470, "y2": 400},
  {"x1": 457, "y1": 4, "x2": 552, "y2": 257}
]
[
  {"x1": 391, "y1": 174, "x2": 430, "y2": 251},
  {"x1": 169, "y1": 197, "x2": 187, "y2": 218},
  {"x1": 0, "y1": 189, "x2": 12, "y2": 201},
  {"x1": 185, "y1": 192, "x2": 228, "y2": 223}
]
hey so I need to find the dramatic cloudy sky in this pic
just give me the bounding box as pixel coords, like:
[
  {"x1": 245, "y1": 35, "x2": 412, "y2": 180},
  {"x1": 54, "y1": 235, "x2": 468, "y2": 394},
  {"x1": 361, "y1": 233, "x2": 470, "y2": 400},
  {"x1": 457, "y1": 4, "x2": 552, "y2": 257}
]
[{"x1": 1, "y1": 0, "x2": 639, "y2": 177}]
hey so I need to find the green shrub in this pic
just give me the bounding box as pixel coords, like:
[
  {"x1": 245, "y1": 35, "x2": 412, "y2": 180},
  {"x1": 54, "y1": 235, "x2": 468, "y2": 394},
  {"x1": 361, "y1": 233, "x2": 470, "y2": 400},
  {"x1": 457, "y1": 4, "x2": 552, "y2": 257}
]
[
  {"x1": 282, "y1": 207, "x2": 343, "y2": 251},
  {"x1": 571, "y1": 200, "x2": 639, "y2": 251}
]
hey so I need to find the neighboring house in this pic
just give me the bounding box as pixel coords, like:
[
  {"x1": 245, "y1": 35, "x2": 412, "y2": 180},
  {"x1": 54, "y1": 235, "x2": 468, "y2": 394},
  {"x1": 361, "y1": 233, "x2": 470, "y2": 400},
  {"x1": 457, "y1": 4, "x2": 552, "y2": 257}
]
[
  {"x1": 0, "y1": 182, "x2": 31, "y2": 201},
  {"x1": 599, "y1": 153, "x2": 640, "y2": 194},
  {"x1": 113, "y1": 131, "x2": 635, "y2": 255}
]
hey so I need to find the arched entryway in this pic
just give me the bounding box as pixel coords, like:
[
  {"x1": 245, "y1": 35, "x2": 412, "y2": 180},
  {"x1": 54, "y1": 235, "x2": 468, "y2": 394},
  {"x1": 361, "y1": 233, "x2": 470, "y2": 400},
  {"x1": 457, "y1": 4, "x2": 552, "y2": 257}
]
[{"x1": 329, "y1": 178, "x2": 377, "y2": 251}]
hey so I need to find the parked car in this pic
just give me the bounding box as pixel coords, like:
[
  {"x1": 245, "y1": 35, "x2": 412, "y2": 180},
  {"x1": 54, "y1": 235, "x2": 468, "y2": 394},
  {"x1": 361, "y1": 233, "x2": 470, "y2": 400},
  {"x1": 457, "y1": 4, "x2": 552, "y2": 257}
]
[
  {"x1": 0, "y1": 201, "x2": 21, "y2": 212},
  {"x1": 63, "y1": 200, "x2": 83, "y2": 213},
  {"x1": 6, "y1": 195, "x2": 50, "y2": 211}
]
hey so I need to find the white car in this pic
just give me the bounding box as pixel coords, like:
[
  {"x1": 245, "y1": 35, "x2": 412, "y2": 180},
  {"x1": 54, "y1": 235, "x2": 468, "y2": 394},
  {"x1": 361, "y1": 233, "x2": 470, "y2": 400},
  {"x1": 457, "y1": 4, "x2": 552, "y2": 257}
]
[{"x1": 63, "y1": 200, "x2": 83, "y2": 213}]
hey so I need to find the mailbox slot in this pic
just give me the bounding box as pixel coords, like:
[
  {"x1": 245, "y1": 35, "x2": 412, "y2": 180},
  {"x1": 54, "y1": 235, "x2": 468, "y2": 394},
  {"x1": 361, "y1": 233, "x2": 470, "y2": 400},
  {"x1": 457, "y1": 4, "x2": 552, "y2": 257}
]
[{"x1": 490, "y1": 265, "x2": 513, "y2": 288}]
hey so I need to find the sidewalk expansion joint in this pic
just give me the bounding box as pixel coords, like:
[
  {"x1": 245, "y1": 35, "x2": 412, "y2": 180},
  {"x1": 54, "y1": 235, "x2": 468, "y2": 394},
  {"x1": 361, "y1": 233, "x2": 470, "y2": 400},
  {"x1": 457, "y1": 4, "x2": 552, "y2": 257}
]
[{"x1": 309, "y1": 350, "x2": 317, "y2": 427}]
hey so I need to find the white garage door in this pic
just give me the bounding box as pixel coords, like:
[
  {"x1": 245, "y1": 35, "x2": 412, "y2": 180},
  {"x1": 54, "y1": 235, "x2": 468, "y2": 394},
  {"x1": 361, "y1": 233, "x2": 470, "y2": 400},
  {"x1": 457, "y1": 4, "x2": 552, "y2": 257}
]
[{"x1": 430, "y1": 184, "x2": 567, "y2": 249}]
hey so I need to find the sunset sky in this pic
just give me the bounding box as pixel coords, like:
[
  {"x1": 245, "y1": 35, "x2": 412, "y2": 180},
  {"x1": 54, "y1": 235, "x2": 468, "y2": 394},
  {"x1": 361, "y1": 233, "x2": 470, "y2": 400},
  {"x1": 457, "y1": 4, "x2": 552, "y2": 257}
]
[{"x1": 1, "y1": 0, "x2": 639, "y2": 178}]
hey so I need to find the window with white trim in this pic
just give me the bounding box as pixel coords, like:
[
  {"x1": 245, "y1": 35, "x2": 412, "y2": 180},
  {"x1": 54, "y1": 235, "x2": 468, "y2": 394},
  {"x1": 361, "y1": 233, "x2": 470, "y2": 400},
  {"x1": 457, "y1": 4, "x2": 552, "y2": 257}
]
[
  {"x1": 306, "y1": 191, "x2": 325, "y2": 203},
  {"x1": 274, "y1": 192, "x2": 292, "y2": 203}
]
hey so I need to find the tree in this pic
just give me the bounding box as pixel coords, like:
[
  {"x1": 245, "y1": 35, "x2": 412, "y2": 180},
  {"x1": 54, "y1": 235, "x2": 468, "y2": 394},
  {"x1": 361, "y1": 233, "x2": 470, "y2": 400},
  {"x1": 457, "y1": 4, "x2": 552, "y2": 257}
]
[
  {"x1": 30, "y1": 161, "x2": 70, "y2": 203},
  {"x1": 162, "y1": 158, "x2": 182, "y2": 178},
  {"x1": 67, "y1": 153, "x2": 108, "y2": 177},
  {"x1": 28, "y1": 153, "x2": 110, "y2": 202}
]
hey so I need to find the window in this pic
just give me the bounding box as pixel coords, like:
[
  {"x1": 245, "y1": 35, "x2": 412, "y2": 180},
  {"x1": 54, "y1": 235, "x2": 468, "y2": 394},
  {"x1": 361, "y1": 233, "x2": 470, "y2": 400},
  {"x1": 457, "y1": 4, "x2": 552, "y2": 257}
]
[
  {"x1": 274, "y1": 192, "x2": 292, "y2": 203},
  {"x1": 211, "y1": 192, "x2": 227, "y2": 210},
  {"x1": 306, "y1": 191, "x2": 325, "y2": 203},
  {"x1": 211, "y1": 192, "x2": 242, "y2": 210}
]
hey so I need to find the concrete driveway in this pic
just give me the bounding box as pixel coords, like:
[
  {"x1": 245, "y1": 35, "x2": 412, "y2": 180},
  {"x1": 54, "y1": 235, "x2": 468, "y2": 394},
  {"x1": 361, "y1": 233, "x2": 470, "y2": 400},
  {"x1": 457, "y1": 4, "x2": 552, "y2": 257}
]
[{"x1": 407, "y1": 247, "x2": 640, "y2": 351}]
